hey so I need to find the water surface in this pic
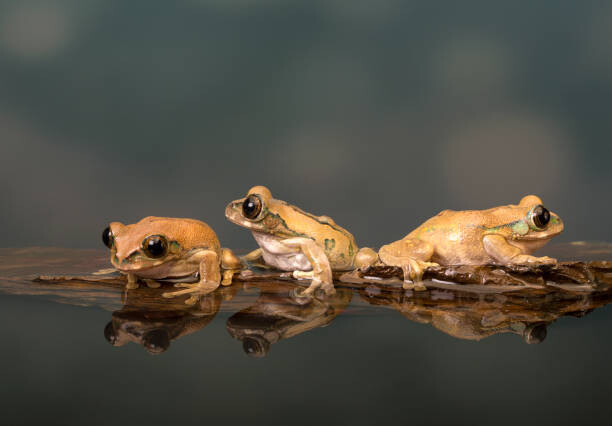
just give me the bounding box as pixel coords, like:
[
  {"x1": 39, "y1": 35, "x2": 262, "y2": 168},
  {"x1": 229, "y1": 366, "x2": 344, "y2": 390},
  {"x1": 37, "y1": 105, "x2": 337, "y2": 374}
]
[{"x1": 1, "y1": 245, "x2": 611, "y2": 426}]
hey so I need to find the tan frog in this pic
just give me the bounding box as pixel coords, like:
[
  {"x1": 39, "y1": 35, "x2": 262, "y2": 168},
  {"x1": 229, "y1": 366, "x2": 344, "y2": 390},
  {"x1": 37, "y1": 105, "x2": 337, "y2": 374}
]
[
  {"x1": 102, "y1": 216, "x2": 242, "y2": 304},
  {"x1": 225, "y1": 186, "x2": 376, "y2": 296},
  {"x1": 378, "y1": 195, "x2": 564, "y2": 290}
]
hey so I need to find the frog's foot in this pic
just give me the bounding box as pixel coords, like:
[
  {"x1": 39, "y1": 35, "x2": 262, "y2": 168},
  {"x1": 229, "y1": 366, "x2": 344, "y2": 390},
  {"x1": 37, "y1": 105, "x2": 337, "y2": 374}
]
[
  {"x1": 511, "y1": 255, "x2": 557, "y2": 266},
  {"x1": 126, "y1": 273, "x2": 139, "y2": 290},
  {"x1": 162, "y1": 249, "x2": 222, "y2": 305},
  {"x1": 292, "y1": 270, "x2": 336, "y2": 296},
  {"x1": 280, "y1": 237, "x2": 335, "y2": 296},
  {"x1": 400, "y1": 259, "x2": 438, "y2": 291},
  {"x1": 221, "y1": 269, "x2": 238, "y2": 286},
  {"x1": 220, "y1": 248, "x2": 242, "y2": 286},
  {"x1": 143, "y1": 279, "x2": 161, "y2": 289},
  {"x1": 484, "y1": 235, "x2": 557, "y2": 267},
  {"x1": 162, "y1": 281, "x2": 220, "y2": 305}
]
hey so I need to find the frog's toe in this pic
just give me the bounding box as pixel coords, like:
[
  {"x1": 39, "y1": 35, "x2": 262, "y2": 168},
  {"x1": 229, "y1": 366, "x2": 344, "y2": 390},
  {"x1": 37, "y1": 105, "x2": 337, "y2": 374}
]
[
  {"x1": 539, "y1": 256, "x2": 557, "y2": 265},
  {"x1": 143, "y1": 279, "x2": 161, "y2": 289},
  {"x1": 185, "y1": 296, "x2": 199, "y2": 306},
  {"x1": 162, "y1": 281, "x2": 218, "y2": 299},
  {"x1": 293, "y1": 270, "x2": 314, "y2": 280},
  {"x1": 321, "y1": 282, "x2": 336, "y2": 296},
  {"x1": 402, "y1": 281, "x2": 428, "y2": 291},
  {"x1": 290, "y1": 287, "x2": 314, "y2": 304},
  {"x1": 296, "y1": 287, "x2": 315, "y2": 298},
  {"x1": 173, "y1": 282, "x2": 193, "y2": 288},
  {"x1": 221, "y1": 269, "x2": 236, "y2": 286},
  {"x1": 125, "y1": 282, "x2": 139, "y2": 290}
]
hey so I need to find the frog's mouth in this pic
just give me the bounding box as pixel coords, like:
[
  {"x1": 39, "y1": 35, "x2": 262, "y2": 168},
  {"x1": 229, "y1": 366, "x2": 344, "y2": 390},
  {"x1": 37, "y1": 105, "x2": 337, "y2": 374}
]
[{"x1": 225, "y1": 200, "x2": 247, "y2": 226}]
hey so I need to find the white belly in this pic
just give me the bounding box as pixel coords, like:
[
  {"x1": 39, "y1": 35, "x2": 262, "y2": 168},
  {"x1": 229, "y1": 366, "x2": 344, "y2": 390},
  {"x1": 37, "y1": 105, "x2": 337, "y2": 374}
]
[{"x1": 252, "y1": 231, "x2": 313, "y2": 271}]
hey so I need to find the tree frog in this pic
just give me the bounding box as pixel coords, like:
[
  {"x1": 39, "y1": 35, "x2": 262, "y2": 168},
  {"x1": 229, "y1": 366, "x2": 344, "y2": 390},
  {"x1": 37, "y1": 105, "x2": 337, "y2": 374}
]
[
  {"x1": 378, "y1": 195, "x2": 564, "y2": 290},
  {"x1": 225, "y1": 186, "x2": 376, "y2": 296},
  {"x1": 102, "y1": 216, "x2": 242, "y2": 304}
]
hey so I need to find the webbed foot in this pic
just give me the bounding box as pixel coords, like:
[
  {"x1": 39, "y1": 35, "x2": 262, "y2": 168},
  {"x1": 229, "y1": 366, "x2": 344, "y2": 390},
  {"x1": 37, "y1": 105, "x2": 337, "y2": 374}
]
[
  {"x1": 293, "y1": 270, "x2": 336, "y2": 297},
  {"x1": 143, "y1": 279, "x2": 161, "y2": 289},
  {"x1": 511, "y1": 255, "x2": 557, "y2": 266},
  {"x1": 162, "y1": 281, "x2": 220, "y2": 305},
  {"x1": 401, "y1": 259, "x2": 439, "y2": 291}
]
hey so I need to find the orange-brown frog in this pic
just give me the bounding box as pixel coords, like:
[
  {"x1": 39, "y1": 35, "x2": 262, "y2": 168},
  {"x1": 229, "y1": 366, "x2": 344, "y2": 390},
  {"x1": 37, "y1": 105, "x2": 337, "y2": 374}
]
[
  {"x1": 378, "y1": 195, "x2": 564, "y2": 290},
  {"x1": 225, "y1": 186, "x2": 376, "y2": 297},
  {"x1": 102, "y1": 217, "x2": 242, "y2": 304}
]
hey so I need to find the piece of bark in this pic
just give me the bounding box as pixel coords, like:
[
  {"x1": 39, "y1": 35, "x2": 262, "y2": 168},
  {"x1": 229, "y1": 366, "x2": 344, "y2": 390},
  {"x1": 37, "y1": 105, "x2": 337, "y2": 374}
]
[{"x1": 349, "y1": 261, "x2": 612, "y2": 292}]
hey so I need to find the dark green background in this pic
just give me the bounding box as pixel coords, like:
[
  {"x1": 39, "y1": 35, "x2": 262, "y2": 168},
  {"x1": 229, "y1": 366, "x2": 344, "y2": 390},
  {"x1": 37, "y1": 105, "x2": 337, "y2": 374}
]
[
  {"x1": 1, "y1": 0, "x2": 611, "y2": 249},
  {"x1": 1, "y1": 2, "x2": 611, "y2": 425}
]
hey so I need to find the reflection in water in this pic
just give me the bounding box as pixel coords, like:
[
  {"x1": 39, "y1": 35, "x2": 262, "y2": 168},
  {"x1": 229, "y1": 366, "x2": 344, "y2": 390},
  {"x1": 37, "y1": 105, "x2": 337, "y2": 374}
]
[
  {"x1": 227, "y1": 282, "x2": 352, "y2": 357},
  {"x1": 104, "y1": 286, "x2": 237, "y2": 354},
  {"x1": 1, "y1": 248, "x2": 612, "y2": 354},
  {"x1": 359, "y1": 283, "x2": 612, "y2": 343}
]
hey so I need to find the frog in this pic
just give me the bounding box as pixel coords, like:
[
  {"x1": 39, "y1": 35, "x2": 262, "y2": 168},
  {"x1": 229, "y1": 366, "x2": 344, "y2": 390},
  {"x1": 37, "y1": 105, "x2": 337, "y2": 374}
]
[
  {"x1": 225, "y1": 185, "x2": 377, "y2": 297},
  {"x1": 377, "y1": 195, "x2": 564, "y2": 290},
  {"x1": 102, "y1": 216, "x2": 242, "y2": 304}
]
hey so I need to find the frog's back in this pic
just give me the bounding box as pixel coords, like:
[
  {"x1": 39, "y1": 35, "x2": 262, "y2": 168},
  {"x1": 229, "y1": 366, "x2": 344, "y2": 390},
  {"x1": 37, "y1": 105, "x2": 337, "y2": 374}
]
[
  {"x1": 135, "y1": 216, "x2": 221, "y2": 253},
  {"x1": 405, "y1": 206, "x2": 521, "y2": 264},
  {"x1": 276, "y1": 203, "x2": 357, "y2": 269}
]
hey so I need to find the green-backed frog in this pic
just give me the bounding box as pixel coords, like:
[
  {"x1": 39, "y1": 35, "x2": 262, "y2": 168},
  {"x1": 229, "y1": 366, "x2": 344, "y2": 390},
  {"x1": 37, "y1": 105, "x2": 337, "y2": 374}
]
[
  {"x1": 102, "y1": 216, "x2": 242, "y2": 304},
  {"x1": 378, "y1": 195, "x2": 564, "y2": 290},
  {"x1": 225, "y1": 186, "x2": 376, "y2": 296}
]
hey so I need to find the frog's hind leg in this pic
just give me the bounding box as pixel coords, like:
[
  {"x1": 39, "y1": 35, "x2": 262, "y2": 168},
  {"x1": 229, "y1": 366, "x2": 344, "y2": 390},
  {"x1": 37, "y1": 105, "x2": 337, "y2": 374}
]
[
  {"x1": 378, "y1": 238, "x2": 438, "y2": 291},
  {"x1": 220, "y1": 247, "x2": 242, "y2": 286},
  {"x1": 162, "y1": 250, "x2": 221, "y2": 305},
  {"x1": 281, "y1": 237, "x2": 334, "y2": 297},
  {"x1": 243, "y1": 248, "x2": 263, "y2": 262}
]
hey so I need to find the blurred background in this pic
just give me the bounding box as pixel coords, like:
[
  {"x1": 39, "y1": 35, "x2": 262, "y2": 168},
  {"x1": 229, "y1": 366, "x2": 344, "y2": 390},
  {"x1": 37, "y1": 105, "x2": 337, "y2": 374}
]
[{"x1": 1, "y1": 0, "x2": 611, "y2": 250}]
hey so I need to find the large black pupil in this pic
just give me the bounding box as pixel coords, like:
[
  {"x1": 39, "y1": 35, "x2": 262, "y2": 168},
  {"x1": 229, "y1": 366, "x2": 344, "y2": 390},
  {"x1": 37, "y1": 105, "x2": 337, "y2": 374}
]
[
  {"x1": 242, "y1": 196, "x2": 260, "y2": 219},
  {"x1": 146, "y1": 237, "x2": 166, "y2": 258},
  {"x1": 102, "y1": 226, "x2": 112, "y2": 248},
  {"x1": 534, "y1": 206, "x2": 550, "y2": 228}
]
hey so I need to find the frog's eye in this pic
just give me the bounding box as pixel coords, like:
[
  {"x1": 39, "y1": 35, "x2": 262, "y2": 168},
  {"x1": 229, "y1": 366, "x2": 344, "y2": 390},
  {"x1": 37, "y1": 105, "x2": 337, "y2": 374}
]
[
  {"x1": 143, "y1": 329, "x2": 170, "y2": 354},
  {"x1": 102, "y1": 226, "x2": 114, "y2": 249},
  {"x1": 242, "y1": 194, "x2": 263, "y2": 220},
  {"x1": 103, "y1": 322, "x2": 118, "y2": 346},
  {"x1": 530, "y1": 205, "x2": 550, "y2": 229},
  {"x1": 142, "y1": 235, "x2": 168, "y2": 258},
  {"x1": 242, "y1": 336, "x2": 270, "y2": 358}
]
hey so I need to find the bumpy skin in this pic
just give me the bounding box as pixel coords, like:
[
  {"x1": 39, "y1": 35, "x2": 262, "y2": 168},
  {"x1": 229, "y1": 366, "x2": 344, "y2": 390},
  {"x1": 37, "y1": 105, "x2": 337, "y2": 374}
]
[
  {"x1": 378, "y1": 195, "x2": 564, "y2": 290},
  {"x1": 225, "y1": 186, "x2": 375, "y2": 296},
  {"x1": 106, "y1": 216, "x2": 241, "y2": 305}
]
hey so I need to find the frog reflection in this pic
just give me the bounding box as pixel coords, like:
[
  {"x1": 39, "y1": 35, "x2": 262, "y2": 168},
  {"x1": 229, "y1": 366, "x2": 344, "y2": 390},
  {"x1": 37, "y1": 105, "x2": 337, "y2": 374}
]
[
  {"x1": 104, "y1": 285, "x2": 237, "y2": 354},
  {"x1": 226, "y1": 282, "x2": 352, "y2": 357},
  {"x1": 359, "y1": 284, "x2": 609, "y2": 343}
]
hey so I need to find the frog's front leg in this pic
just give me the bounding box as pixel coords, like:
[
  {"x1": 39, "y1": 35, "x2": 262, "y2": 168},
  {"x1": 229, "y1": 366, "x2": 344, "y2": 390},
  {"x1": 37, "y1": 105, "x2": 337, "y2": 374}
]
[
  {"x1": 126, "y1": 273, "x2": 139, "y2": 290},
  {"x1": 162, "y1": 250, "x2": 221, "y2": 305},
  {"x1": 378, "y1": 238, "x2": 438, "y2": 291},
  {"x1": 482, "y1": 235, "x2": 557, "y2": 265},
  {"x1": 281, "y1": 238, "x2": 334, "y2": 297}
]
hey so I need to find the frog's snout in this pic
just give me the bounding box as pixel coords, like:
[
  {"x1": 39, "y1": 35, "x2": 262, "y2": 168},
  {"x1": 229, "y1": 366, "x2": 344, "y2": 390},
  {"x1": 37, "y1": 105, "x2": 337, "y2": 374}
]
[{"x1": 224, "y1": 199, "x2": 243, "y2": 223}]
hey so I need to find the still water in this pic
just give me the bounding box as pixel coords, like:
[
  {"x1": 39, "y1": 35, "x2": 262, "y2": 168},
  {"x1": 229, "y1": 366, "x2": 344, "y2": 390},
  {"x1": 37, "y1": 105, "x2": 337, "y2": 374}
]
[{"x1": 1, "y1": 245, "x2": 611, "y2": 426}]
